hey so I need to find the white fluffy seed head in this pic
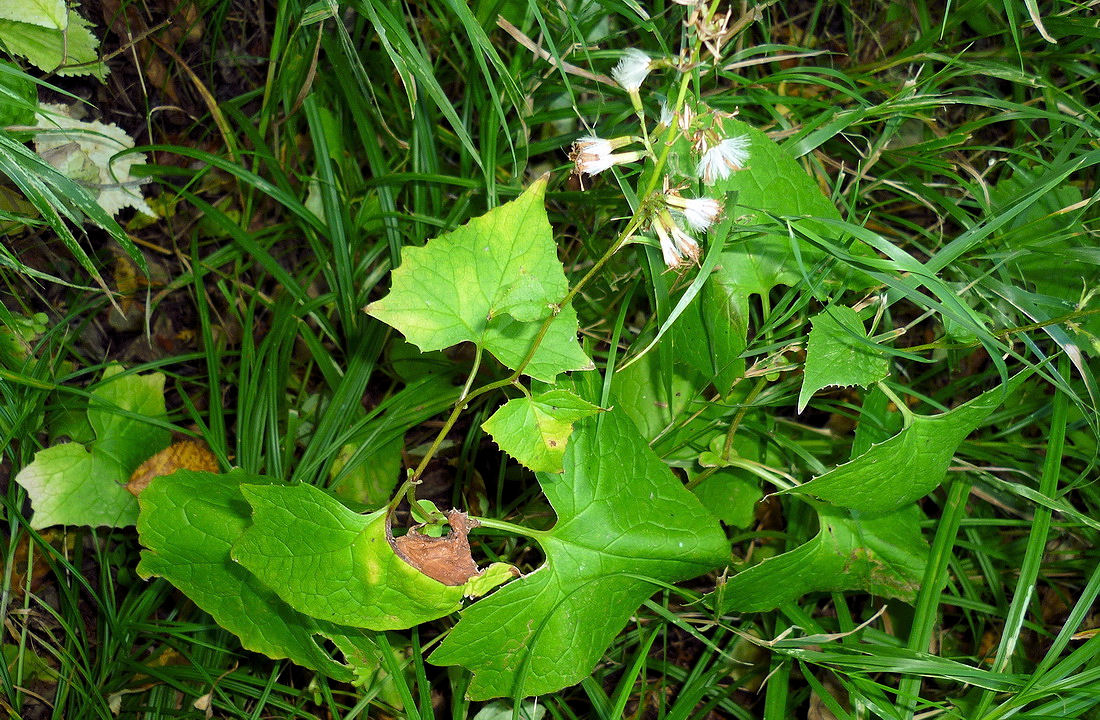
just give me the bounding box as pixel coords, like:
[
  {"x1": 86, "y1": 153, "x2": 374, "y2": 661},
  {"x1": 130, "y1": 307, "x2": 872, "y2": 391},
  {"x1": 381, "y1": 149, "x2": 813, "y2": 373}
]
[
  {"x1": 612, "y1": 49, "x2": 653, "y2": 92},
  {"x1": 679, "y1": 197, "x2": 722, "y2": 232},
  {"x1": 570, "y1": 136, "x2": 615, "y2": 175},
  {"x1": 653, "y1": 211, "x2": 701, "y2": 268},
  {"x1": 696, "y1": 134, "x2": 751, "y2": 184}
]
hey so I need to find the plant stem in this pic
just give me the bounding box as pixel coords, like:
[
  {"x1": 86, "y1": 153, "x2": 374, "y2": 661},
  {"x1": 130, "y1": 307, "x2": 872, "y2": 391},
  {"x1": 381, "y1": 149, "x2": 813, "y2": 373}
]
[{"x1": 475, "y1": 516, "x2": 548, "y2": 539}]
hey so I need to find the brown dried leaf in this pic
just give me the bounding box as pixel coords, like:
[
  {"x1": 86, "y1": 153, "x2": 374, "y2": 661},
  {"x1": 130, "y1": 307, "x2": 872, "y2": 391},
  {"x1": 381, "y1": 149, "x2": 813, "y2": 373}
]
[
  {"x1": 389, "y1": 510, "x2": 480, "y2": 586},
  {"x1": 127, "y1": 440, "x2": 218, "y2": 496}
]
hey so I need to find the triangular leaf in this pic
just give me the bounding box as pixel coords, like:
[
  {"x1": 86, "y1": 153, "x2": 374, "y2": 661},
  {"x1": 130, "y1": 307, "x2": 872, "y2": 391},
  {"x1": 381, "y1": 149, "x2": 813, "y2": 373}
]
[
  {"x1": 366, "y1": 176, "x2": 592, "y2": 382},
  {"x1": 430, "y1": 409, "x2": 729, "y2": 699},
  {"x1": 791, "y1": 371, "x2": 1032, "y2": 514},
  {"x1": 798, "y1": 305, "x2": 889, "y2": 412},
  {"x1": 714, "y1": 505, "x2": 927, "y2": 612}
]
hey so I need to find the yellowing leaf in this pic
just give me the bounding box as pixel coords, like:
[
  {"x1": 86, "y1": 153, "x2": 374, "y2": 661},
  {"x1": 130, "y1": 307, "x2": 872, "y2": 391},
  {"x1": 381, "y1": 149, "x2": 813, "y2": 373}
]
[
  {"x1": 481, "y1": 389, "x2": 601, "y2": 473},
  {"x1": 126, "y1": 440, "x2": 219, "y2": 496}
]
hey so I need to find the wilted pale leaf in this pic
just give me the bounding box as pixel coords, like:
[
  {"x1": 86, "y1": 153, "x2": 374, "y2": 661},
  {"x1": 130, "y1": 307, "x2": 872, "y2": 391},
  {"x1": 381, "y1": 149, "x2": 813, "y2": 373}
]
[{"x1": 34, "y1": 103, "x2": 150, "y2": 216}]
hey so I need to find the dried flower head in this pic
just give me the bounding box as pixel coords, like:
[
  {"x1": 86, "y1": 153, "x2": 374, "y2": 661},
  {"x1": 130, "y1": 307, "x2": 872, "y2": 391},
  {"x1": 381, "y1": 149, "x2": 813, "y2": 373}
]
[
  {"x1": 659, "y1": 99, "x2": 674, "y2": 128},
  {"x1": 653, "y1": 210, "x2": 701, "y2": 268},
  {"x1": 696, "y1": 135, "x2": 750, "y2": 184},
  {"x1": 569, "y1": 135, "x2": 643, "y2": 176},
  {"x1": 611, "y1": 49, "x2": 653, "y2": 92}
]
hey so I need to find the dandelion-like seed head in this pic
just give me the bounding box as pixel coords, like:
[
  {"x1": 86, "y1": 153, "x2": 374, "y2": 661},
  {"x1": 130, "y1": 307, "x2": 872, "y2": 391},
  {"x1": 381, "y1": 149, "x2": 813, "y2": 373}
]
[
  {"x1": 696, "y1": 134, "x2": 751, "y2": 184},
  {"x1": 612, "y1": 49, "x2": 653, "y2": 92}
]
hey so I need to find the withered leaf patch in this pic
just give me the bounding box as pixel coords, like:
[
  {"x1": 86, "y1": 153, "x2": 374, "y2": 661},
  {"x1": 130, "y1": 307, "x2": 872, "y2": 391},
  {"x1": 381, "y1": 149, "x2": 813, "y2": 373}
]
[
  {"x1": 389, "y1": 509, "x2": 481, "y2": 586},
  {"x1": 127, "y1": 440, "x2": 218, "y2": 496}
]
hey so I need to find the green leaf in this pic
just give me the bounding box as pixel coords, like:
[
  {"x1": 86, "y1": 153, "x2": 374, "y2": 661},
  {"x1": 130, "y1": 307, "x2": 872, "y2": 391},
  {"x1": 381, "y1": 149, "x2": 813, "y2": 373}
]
[
  {"x1": 0, "y1": 0, "x2": 66, "y2": 28},
  {"x1": 366, "y1": 176, "x2": 592, "y2": 382},
  {"x1": 671, "y1": 275, "x2": 749, "y2": 395},
  {"x1": 329, "y1": 434, "x2": 403, "y2": 509},
  {"x1": 481, "y1": 389, "x2": 601, "y2": 473},
  {"x1": 797, "y1": 305, "x2": 889, "y2": 412},
  {"x1": 714, "y1": 505, "x2": 926, "y2": 612},
  {"x1": 0, "y1": 61, "x2": 36, "y2": 126},
  {"x1": 693, "y1": 435, "x2": 765, "y2": 528},
  {"x1": 0, "y1": 11, "x2": 107, "y2": 78},
  {"x1": 14, "y1": 365, "x2": 169, "y2": 528},
  {"x1": 791, "y1": 372, "x2": 1032, "y2": 514},
  {"x1": 430, "y1": 409, "x2": 729, "y2": 699},
  {"x1": 691, "y1": 470, "x2": 762, "y2": 529},
  {"x1": 136, "y1": 469, "x2": 375, "y2": 683},
  {"x1": 231, "y1": 483, "x2": 466, "y2": 630},
  {"x1": 610, "y1": 351, "x2": 705, "y2": 443}
]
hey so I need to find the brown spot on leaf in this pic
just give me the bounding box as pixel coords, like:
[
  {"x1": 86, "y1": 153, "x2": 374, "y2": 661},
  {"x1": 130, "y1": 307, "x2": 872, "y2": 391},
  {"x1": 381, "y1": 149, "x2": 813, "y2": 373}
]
[
  {"x1": 388, "y1": 510, "x2": 481, "y2": 586},
  {"x1": 127, "y1": 440, "x2": 219, "y2": 496}
]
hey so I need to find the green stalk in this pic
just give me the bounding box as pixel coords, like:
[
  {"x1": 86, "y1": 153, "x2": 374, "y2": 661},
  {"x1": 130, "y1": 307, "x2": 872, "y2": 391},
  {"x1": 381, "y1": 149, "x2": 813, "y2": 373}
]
[{"x1": 898, "y1": 478, "x2": 973, "y2": 718}]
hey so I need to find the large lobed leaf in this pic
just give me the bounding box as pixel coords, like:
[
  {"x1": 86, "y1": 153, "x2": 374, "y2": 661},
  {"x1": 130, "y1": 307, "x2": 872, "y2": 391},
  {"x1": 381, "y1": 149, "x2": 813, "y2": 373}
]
[
  {"x1": 15, "y1": 365, "x2": 169, "y2": 528},
  {"x1": 430, "y1": 409, "x2": 729, "y2": 699},
  {"x1": 366, "y1": 176, "x2": 592, "y2": 382}
]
